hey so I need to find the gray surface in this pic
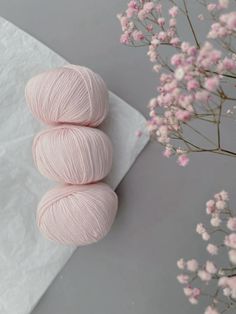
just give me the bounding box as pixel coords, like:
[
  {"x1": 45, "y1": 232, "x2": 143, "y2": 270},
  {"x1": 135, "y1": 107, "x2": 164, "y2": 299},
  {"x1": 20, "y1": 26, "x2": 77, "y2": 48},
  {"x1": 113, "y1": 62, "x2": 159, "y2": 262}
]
[{"x1": 0, "y1": 1, "x2": 235, "y2": 313}]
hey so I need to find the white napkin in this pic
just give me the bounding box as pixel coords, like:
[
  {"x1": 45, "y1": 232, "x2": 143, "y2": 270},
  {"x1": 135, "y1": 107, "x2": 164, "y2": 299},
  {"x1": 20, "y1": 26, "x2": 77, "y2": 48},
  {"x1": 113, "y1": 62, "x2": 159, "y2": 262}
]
[{"x1": 0, "y1": 17, "x2": 148, "y2": 314}]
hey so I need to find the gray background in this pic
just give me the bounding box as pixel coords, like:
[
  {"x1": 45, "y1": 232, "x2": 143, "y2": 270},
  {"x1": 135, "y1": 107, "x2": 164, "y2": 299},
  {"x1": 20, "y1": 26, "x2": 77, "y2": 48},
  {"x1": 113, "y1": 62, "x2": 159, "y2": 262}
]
[{"x1": 0, "y1": 1, "x2": 235, "y2": 313}]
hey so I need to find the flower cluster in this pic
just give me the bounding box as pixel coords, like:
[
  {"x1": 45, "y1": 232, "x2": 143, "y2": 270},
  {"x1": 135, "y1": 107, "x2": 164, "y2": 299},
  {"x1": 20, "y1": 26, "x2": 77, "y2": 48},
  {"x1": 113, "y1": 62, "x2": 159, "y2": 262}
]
[
  {"x1": 118, "y1": 0, "x2": 236, "y2": 166},
  {"x1": 208, "y1": 11, "x2": 236, "y2": 39},
  {"x1": 177, "y1": 191, "x2": 236, "y2": 313},
  {"x1": 117, "y1": 1, "x2": 179, "y2": 51},
  {"x1": 147, "y1": 40, "x2": 236, "y2": 166}
]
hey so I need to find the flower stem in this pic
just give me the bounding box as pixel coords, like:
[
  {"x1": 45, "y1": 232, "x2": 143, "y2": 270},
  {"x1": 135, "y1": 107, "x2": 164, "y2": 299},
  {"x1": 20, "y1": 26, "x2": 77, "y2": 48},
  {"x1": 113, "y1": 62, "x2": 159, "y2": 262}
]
[{"x1": 183, "y1": 0, "x2": 200, "y2": 48}]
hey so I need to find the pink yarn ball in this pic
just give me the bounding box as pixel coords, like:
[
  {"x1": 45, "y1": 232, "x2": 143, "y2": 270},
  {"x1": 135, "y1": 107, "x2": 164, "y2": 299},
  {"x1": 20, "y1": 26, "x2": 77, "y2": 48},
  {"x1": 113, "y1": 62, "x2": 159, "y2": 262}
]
[
  {"x1": 32, "y1": 125, "x2": 113, "y2": 184},
  {"x1": 25, "y1": 65, "x2": 109, "y2": 126},
  {"x1": 37, "y1": 182, "x2": 118, "y2": 246}
]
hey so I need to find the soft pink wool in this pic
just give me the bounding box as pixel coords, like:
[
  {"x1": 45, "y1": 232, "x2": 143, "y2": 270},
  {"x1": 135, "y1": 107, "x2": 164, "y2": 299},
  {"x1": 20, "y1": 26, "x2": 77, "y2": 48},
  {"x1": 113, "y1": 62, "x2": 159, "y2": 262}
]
[
  {"x1": 32, "y1": 125, "x2": 113, "y2": 185},
  {"x1": 25, "y1": 65, "x2": 109, "y2": 126},
  {"x1": 37, "y1": 183, "x2": 118, "y2": 246}
]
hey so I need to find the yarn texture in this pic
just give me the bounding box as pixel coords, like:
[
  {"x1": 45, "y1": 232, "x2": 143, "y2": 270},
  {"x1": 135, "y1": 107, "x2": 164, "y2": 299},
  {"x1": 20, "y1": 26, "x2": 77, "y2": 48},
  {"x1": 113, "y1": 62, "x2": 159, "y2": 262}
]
[
  {"x1": 37, "y1": 183, "x2": 118, "y2": 246},
  {"x1": 26, "y1": 64, "x2": 117, "y2": 247},
  {"x1": 25, "y1": 65, "x2": 109, "y2": 126},
  {"x1": 32, "y1": 124, "x2": 113, "y2": 185}
]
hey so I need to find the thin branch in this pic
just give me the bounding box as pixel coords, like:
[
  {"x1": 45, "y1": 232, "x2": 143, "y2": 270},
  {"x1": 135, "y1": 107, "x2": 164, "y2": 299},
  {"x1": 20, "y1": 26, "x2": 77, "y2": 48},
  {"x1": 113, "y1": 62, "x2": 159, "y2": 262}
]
[
  {"x1": 183, "y1": 0, "x2": 200, "y2": 48},
  {"x1": 217, "y1": 101, "x2": 223, "y2": 149},
  {"x1": 184, "y1": 122, "x2": 217, "y2": 147}
]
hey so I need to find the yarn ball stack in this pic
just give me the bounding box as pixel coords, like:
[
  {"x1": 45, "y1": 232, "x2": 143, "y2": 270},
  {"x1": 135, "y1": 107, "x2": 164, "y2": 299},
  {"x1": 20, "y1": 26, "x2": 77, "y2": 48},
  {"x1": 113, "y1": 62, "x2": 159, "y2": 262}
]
[{"x1": 26, "y1": 65, "x2": 118, "y2": 246}]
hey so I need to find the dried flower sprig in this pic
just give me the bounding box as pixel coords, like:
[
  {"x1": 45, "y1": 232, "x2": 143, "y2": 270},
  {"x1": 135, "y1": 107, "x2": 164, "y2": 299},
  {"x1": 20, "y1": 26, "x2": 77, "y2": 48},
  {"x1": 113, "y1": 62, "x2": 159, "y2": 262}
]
[
  {"x1": 177, "y1": 191, "x2": 236, "y2": 313},
  {"x1": 118, "y1": 0, "x2": 236, "y2": 166}
]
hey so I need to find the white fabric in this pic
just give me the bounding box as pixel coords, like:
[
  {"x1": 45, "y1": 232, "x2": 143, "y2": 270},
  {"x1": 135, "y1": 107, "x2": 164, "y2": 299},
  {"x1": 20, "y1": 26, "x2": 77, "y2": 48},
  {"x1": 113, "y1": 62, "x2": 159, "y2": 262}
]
[{"x1": 0, "y1": 17, "x2": 149, "y2": 314}]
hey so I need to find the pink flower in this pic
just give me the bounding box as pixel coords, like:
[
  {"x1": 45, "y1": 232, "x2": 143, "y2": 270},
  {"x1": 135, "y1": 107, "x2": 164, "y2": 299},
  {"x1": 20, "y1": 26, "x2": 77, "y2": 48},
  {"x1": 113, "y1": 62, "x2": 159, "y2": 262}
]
[
  {"x1": 171, "y1": 54, "x2": 183, "y2": 66},
  {"x1": 163, "y1": 146, "x2": 173, "y2": 158},
  {"x1": 167, "y1": 27, "x2": 176, "y2": 39},
  {"x1": 208, "y1": 23, "x2": 222, "y2": 38},
  {"x1": 206, "y1": 261, "x2": 217, "y2": 274},
  {"x1": 198, "y1": 14, "x2": 204, "y2": 21},
  {"x1": 211, "y1": 50, "x2": 222, "y2": 63},
  {"x1": 219, "y1": 190, "x2": 229, "y2": 201},
  {"x1": 175, "y1": 110, "x2": 192, "y2": 122},
  {"x1": 179, "y1": 95, "x2": 194, "y2": 110},
  {"x1": 187, "y1": 259, "x2": 198, "y2": 272},
  {"x1": 158, "y1": 31, "x2": 167, "y2": 41},
  {"x1": 184, "y1": 286, "x2": 201, "y2": 304},
  {"x1": 219, "y1": 0, "x2": 229, "y2": 9},
  {"x1": 202, "y1": 232, "x2": 210, "y2": 241},
  {"x1": 207, "y1": 244, "x2": 218, "y2": 255},
  {"x1": 151, "y1": 37, "x2": 160, "y2": 47},
  {"x1": 117, "y1": 15, "x2": 129, "y2": 31},
  {"x1": 147, "y1": 43, "x2": 158, "y2": 62},
  {"x1": 198, "y1": 270, "x2": 211, "y2": 282},
  {"x1": 195, "y1": 90, "x2": 210, "y2": 103},
  {"x1": 205, "y1": 306, "x2": 219, "y2": 314},
  {"x1": 126, "y1": 8, "x2": 134, "y2": 18},
  {"x1": 177, "y1": 258, "x2": 185, "y2": 270},
  {"x1": 177, "y1": 274, "x2": 189, "y2": 284},
  {"x1": 192, "y1": 287, "x2": 201, "y2": 298},
  {"x1": 181, "y1": 42, "x2": 190, "y2": 53},
  {"x1": 187, "y1": 79, "x2": 199, "y2": 91},
  {"x1": 218, "y1": 276, "x2": 229, "y2": 287},
  {"x1": 222, "y1": 57, "x2": 236, "y2": 71},
  {"x1": 120, "y1": 32, "x2": 130, "y2": 44},
  {"x1": 219, "y1": 276, "x2": 236, "y2": 299},
  {"x1": 227, "y1": 13, "x2": 236, "y2": 31},
  {"x1": 158, "y1": 17, "x2": 165, "y2": 26},
  {"x1": 197, "y1": 42, "x2": 221, "y2": 66},
  {"x1": 227, "y1": 217, "x2": 236, "y2": 231},
  {"x1": 143, "y1": 2, "x2": 154, "y2": 13},
  {"x1": 189, "y1": 297, "x2": 198, "y2": 304},
  {"x1": 132, "y1": 30, "x2": 144, "y2": 41},
  {"x1": 225, "y1": 233, "x2": 236, "y2": 249},
  {"x1": 128, "y1": 0, "x2": 138, "y2": 10},
  {"x1": 210, "y1": 216, "x2": 221, "y2": 227},
  {"x1": 208, "y1": 12, "x2": 236, "y2": 38},
  {"x1": 187, "y1": 46, "x2": 197, "y2": 57},
  {"x1": 148, "y1": 98, "x2": 157, "y2": 109},
  {"x1": 228, "y1": 250, "x2": 236, "y2": 264},
  {"x1": 183, "y1": 286, "x2": 192, "y2": 296},
  {"x1": 170, "y1": 37, "x2": 180, "y2": 47},
  {"x1": 189, "y1": 287, "x2": 201, "y2": 304},
  {"x1": 138, "y1": 9, "x2": 147, "y2": 21},
  {"x1": 215, "y1": 200, "x2": 226, "y2": 210},
  {"x1": 146, "y1": 24, "x2": 153, "y2": 32},
  {"x1": 147, "y1": 50, "x2": 157, "y2": 62},
  {"x1": 153, "y1": 64, "x2": 162, "y2": 73},
  {"x1": 156, "y1": 125, "x2": 170, "y2": 144},
  {"x1": 223, "y1": 287, "x2": 232, "y2": 297},
  {"x1": 177, "y1": 154, "x2": 189, "y2": 167},
  {"x1": 207, "y1": 4, "x2": 217, "y2": 11},
  {"x1": 169, "y1": 6, "x2": 178, "y2": 18},
  {"x1": 196, "y1": 223, "x2": 206, "y2": 234},
  {"x1": 126, "y1": 0, "x2": 138, "y2": 17},
  {"x1": 204, "y1": 77, "x2": 219, "y2": 92},
  {"x1": 206, "y1": 199, "x2": 216, "y2": 214}
]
